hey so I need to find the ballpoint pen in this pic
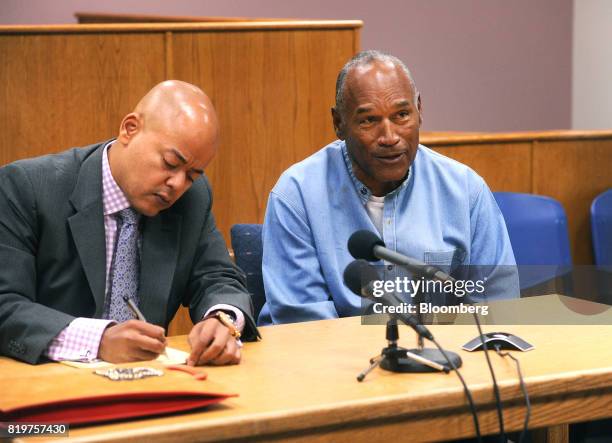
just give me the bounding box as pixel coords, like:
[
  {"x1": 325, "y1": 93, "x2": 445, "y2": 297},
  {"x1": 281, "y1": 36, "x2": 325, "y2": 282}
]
[{"x1": 123, "y1": 295, "x2": 169, "y2": 359}]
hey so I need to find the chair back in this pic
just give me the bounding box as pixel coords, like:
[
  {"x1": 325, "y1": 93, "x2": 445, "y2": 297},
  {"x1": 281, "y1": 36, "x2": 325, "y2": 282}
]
[
  {"x1": 230, "y1": 224, "x2": 265, "y2": 319},
  {"x1": 591, "y1": 189, "x2": 612, "y2": 266},
  {"x1": 494, "y1": 192, "x2": 572, "y2": 292}
]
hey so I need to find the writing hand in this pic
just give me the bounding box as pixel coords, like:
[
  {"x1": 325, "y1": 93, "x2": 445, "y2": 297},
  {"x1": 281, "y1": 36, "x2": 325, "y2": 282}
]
[{"x1": 98, "y1": 320, "x2": 166, "y2": 363}]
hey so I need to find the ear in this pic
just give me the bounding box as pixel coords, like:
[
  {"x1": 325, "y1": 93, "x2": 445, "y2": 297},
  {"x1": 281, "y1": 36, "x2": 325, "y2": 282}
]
[
  {"x1": 416, "y1": 93, "x2": 423, "y2": 127},
  {"x1": 331, "y1": 107, "x2": 346, "y2": 140},
  {"x1": 117, "y1": 113, "x2": 141, "y2": 144}
]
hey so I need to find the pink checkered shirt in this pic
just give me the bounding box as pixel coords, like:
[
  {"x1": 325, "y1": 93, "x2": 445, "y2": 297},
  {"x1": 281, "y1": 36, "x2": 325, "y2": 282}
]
[{"x1": 45, "y1": 142, "x2": 244, "y2": 362}]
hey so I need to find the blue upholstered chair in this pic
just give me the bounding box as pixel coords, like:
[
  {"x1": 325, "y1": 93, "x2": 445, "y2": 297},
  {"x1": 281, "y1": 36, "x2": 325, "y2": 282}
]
[
  {"x1": 230, "y1": 224, "x2": 265, "y2": 320},
  {"x1": 493, "y1": 192, "x2": 572, "y2": 294},
  {"x1": 591, "y1": 188, "x2": 612, "y2": 267},
  {"x1": 590, "y1": 189, "x2": 612, "y2": 306}
]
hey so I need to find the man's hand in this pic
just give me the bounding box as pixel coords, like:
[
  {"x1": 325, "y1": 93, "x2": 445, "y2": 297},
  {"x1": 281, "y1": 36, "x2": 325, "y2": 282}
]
[
  {"x1": 98, "y1": 320, "x2": 167, "y2": 363},
  {"x1": 187, "y1": 318, "x2": 241, "y2": 366}
]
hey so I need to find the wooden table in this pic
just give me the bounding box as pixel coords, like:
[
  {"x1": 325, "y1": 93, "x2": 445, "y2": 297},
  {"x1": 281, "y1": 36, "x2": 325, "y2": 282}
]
[{"x1": 3, "y1": 295, "x2": 612, "y2": 442}]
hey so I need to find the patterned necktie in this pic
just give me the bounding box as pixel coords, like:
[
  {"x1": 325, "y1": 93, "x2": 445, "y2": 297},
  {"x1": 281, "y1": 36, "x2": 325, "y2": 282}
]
[{"x1": 107, "y1": 208, "x2": 141, "y2": 322}]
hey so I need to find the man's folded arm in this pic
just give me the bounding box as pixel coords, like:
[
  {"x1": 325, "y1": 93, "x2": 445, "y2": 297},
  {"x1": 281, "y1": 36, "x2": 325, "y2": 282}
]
[{"x1": 261, "y1": 191, "x2": 339, "y2": 325}]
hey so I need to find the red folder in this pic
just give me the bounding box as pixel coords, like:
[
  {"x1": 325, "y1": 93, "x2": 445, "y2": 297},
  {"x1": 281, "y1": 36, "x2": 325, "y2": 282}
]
[
  {"x1": 0, "y1": 390, "x2": 236, "y2": 425},
  {"x1": 1, "y1": 363, "x2": 238, "y2": 427}
]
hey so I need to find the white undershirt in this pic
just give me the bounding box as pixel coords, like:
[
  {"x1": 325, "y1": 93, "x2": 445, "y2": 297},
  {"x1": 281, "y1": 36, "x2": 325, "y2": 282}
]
[{"x1": 365, "y1": 195, "x2": 385, "y2": 235}]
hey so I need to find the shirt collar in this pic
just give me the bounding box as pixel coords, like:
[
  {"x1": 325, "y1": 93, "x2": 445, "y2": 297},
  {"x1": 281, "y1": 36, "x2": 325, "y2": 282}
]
[
  {"x1": 340, "y1": 141, "x2": 411, "y2": 203},
  {"x1": 102, "y1": 141, "x2": 132, "y2": 216}
]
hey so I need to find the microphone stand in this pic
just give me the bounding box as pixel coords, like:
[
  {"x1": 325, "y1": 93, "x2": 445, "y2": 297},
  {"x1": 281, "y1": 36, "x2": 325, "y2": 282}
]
[
  {"x1": 414, "y1": 284, "x2": 426, "y2": 350},
  {"x1": 392, "y1": 265, "x2": 462, "y2": 370},
  {"x1": 357, "y1": 316, "x2": 452, "y2": 382}
]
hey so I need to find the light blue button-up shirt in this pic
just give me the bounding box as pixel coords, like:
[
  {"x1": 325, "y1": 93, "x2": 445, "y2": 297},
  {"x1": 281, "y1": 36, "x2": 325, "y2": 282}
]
[{"x1": 259, "y1": 140, "x2": 518, "y2": 325}]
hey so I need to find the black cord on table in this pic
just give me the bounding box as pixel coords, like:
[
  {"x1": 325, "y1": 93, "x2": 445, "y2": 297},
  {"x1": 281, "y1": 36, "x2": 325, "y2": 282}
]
[
  {"x1": 431, "y1": 337, "x2": 482, "y2": 443},
  {"x1": 472, "y1": 313, "x2": 507, "y2": 443},
  {"x1": 494, "y1": 344, "x2": 531, "y2": 443}
]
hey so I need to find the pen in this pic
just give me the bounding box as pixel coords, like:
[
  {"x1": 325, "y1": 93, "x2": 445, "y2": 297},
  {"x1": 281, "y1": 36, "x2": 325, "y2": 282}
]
[
  {"x1": 123, "y1": 295, "x2": 168, "y2": 359},
  {"x1": 123, "y1": 295, "x2": 146, "y2": 321}
]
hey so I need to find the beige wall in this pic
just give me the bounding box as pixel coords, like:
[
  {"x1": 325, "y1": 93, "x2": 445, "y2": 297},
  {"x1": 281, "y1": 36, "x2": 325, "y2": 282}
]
[{"x1": 572, "y1": 0, "x2": 612, "y2": 129}]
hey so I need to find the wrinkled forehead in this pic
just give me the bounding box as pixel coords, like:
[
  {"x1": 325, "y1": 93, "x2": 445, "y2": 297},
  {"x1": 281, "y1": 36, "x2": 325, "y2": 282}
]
[{"x1": 343, "y1": 62, "x2": 415, "y2": 107}]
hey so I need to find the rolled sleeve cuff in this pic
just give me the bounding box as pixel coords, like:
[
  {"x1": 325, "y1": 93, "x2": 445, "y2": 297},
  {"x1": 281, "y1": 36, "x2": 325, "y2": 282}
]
[{"x1": 44, "y1": 318, "x2": 114, "y2": 362}]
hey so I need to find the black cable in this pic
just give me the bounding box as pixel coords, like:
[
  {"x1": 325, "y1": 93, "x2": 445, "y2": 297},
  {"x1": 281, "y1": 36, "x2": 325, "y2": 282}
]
[
  {"x1": 430, "y1": 337, "x2": 482, "y2": 443},
  {"x1": 494, "y1": 344, "x2": 531, "y2": 443},
  {"x1": 471, "y1": 311, "x2": 507, "y2": 443}
]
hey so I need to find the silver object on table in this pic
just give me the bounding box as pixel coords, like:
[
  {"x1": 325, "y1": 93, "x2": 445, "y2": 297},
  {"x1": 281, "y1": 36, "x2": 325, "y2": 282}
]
[{"x1": 94, "y1": 367, "x2": 164, "y2": 381}]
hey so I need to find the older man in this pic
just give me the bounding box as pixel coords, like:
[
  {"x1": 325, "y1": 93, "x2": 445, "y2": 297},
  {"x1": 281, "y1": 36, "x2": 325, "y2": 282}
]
[
  {"x1": 260, "y1": 50, "x2": 518, "y2": 325},
  {"x1": 0, "y1": 80, "x2": 259, "y2": 364}
]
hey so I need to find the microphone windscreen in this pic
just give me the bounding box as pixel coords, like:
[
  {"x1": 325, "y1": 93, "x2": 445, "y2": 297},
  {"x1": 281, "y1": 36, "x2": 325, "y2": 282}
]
[
  {"x1": 343, "y1": 259, "x2": 379, "y2": 297},
  {"x1": 348, "y1": 230, "x2": 385, "y2": 261}
]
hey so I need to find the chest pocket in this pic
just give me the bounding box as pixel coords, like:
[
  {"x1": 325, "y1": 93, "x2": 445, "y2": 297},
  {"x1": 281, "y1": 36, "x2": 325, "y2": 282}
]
[
  {"x1": 423, "y1": 249, "x2": 466, "y2": 275},
  {"x1": 420, "y1": 249, "x2": 466, "y2": 309}
]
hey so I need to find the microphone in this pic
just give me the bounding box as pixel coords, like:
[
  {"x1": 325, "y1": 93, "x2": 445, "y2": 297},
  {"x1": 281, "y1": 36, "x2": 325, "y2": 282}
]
[
  {"x1": 343, "y1": 259, "x2": 433, "y2": 341},
  {"x1": 348, "y1": 230, "x2": 455, "y2": 283}
]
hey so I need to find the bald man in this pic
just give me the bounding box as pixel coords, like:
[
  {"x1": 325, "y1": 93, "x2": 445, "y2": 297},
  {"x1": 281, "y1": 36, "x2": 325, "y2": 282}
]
[{"x1": 0, "y1": 80, "x2": 259, "y2": 365}]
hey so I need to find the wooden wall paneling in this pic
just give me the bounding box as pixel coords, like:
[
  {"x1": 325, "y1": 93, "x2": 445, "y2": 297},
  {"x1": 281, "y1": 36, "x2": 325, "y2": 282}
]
[
  {"x1": 0, "y1": 32, "x2": 166, "y2": 165},
  {"x1": 291, "y1": 29, "x2": 359, "y2": 164},
  {"x1": 164, "y1": 31, "x2": 174, "y2": 78},
  {"x1": 430, "y1": 142, "x2": 533, "y2": 193},
  {"x1": 172, "y1": 30, "x2": 279, "y2": 239},
  {"x1": 171, "y1": 29, "x2": 356, "y2": 241},
  {"x1": 352, "y1": 25, "x2": 361, "y2": 54},
  {"x1": 532, "y1": 139, "x2": 612, "y2": 265}
]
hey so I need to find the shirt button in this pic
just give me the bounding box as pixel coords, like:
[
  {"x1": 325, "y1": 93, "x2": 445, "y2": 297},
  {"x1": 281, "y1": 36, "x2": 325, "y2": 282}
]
[{"x1": 360, "y1": 187, "x2": 367, "y2": 195}]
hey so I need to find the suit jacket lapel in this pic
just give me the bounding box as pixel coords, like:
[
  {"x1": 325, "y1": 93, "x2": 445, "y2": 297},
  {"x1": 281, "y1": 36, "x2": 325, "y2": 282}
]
[
  {"x1": 139, "y1": 211, "x2": 181, "y2": 326},
  {"x1": 68, "y1": 145, "x2": 107, "y2": 316}
]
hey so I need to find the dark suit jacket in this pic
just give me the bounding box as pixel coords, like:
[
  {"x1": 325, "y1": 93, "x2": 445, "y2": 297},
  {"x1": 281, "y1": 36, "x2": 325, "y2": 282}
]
[{"x1": 0, "y1": 141, "x2": 259, "y2": 363}]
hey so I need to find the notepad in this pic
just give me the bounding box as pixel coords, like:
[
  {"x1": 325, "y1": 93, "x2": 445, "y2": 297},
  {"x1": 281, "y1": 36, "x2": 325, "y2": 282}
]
[{"x1": 60, "y1": 346, "x2": 189, "y2": 369}]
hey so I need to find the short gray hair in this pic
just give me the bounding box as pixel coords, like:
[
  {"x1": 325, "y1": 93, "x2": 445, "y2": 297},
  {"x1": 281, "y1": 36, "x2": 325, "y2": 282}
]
[{"x1": 335, "y1": 50, "x2": 418, "y2": 113}]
